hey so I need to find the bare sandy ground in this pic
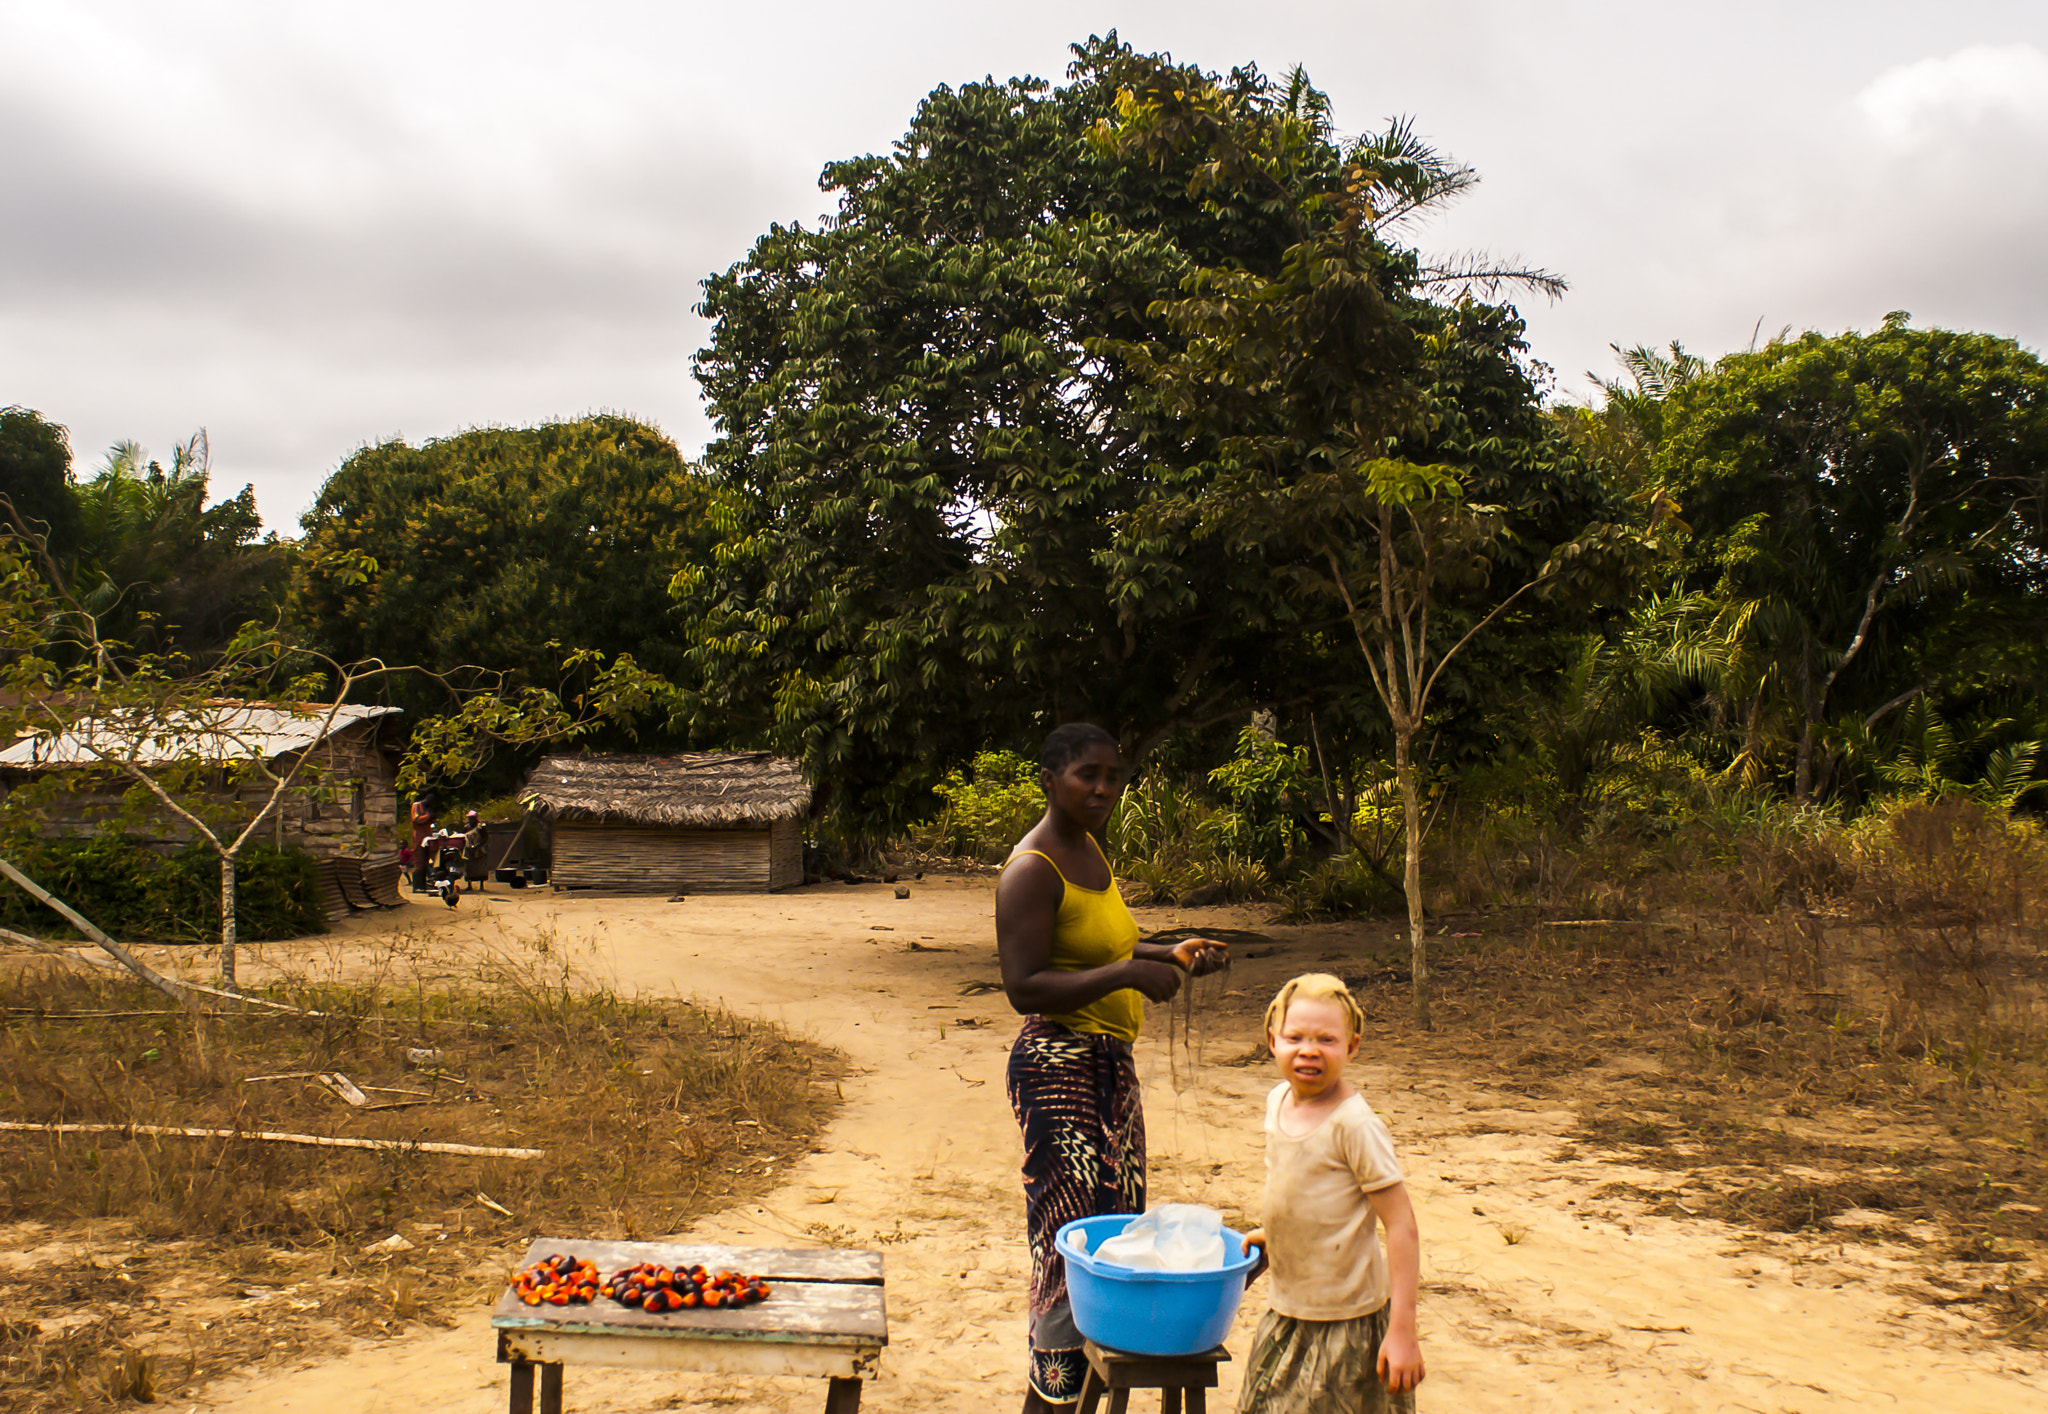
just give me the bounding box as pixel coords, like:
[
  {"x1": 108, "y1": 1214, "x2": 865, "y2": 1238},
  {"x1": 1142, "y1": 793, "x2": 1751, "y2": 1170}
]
[{"x1": 180, "y1": 878, "x2": 2042, "y2": 1413}]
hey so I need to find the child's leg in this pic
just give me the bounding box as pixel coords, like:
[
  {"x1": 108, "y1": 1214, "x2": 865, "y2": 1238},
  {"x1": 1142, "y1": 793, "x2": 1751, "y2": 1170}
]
[{"x1": 1234, "y1": 1308, "x2": 1415, "y2": 1414}]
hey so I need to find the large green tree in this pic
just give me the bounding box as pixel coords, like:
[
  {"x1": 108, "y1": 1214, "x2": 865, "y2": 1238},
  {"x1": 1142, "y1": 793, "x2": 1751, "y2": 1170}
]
[
  {"x1": 294, "y1": 415, "x2": 717, "y2": 725},
  {"x1": 686, "y1": 39, "x2": 1323, "y2": 832},
  {"x1": 685, "y1": 37, "x2": 1598, "y2": 833},
  {"x1": 1094, "y1": 59, "x2": 1631, "y2": 1025},
  {"x1": 1653, "y1": 316, "x2": 2048, "y2": 801}
]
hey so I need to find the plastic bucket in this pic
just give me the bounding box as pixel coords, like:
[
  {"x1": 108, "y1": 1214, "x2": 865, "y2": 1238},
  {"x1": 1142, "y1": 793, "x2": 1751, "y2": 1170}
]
[{"x1": 1056, "y1": 1214, "x2": 1259, "y2": 1356}]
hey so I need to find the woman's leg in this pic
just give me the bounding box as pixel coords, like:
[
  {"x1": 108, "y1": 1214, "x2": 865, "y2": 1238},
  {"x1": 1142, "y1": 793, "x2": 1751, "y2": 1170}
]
[{"x1": 1007, "y1": 1019, "x2": 1145, "y2": 1406}]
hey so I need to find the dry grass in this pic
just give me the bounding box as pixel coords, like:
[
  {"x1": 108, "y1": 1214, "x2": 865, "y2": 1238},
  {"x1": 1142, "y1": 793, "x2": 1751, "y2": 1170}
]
[
  {"x1": 0, "y1": 931, "x2": 842, "y2": 1412},
  {"x1": 1374, "y1": 897, "x2": 2048, "y2": 1349}
]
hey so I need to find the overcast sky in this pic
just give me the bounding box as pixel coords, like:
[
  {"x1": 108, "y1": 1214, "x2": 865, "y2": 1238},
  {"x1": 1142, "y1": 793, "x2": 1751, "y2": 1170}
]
[{"x1": 5, "y1": 1, "x2": 2046, "y2": 532}]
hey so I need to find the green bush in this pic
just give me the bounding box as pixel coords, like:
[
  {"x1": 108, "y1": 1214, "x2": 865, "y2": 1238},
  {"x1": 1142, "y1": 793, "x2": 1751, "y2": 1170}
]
[
  {"x1": 1274, "y1": 849, "x2": 1403, "y2": 920},
  {"x1": 0, "y1": 837, "x2": 326, "y2": 944},
  {"x1": 1207, "y1": 727, "x2": 1315, "y2": 872},
  {"x1": 909, "y1": 750, "x2": 1045, "y2": 862}
]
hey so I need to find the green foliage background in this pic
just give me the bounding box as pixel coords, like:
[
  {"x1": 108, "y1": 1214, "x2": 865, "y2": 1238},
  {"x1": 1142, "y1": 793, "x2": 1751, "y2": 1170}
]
[
  {"x1": 0, "y1": 839, "x2": 325, "y2": 944},
  {"x1": 294, "y1": 414, "x2": 717, "y2": 736}
]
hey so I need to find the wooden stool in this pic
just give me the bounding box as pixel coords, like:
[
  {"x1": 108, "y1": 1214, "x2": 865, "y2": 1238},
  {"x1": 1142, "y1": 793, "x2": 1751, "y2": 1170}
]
[{"x1": 1075, "y1": 1340, "x2": 1230, "y2": 1414}]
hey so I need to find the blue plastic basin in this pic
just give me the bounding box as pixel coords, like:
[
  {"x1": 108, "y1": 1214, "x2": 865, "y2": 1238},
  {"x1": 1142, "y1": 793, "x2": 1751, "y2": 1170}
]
[{"x1": 1056, "y1": 1214, "x2": 1259, "y2": 1356}]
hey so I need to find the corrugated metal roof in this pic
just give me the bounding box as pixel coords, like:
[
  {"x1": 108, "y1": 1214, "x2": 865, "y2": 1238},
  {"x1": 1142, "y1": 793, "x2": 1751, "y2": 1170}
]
[{"x1": 0, "y1": 701, "x2": 402, "y2": 768}]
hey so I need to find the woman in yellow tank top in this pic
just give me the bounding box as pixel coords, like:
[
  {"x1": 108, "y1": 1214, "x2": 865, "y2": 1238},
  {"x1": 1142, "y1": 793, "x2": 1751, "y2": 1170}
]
[{"x1": 997, "y1": 723, "x2": 1229, "y2": 1411}]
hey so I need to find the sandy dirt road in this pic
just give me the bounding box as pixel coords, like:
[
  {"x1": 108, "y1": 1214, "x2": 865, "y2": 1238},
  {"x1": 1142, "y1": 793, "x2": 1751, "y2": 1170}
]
[{"x1": 185, "y1": 878, "x2": 2042, "y2": 1413}]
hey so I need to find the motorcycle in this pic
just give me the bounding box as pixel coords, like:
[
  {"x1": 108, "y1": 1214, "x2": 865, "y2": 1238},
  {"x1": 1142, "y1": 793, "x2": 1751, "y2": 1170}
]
[{"x1": 422, "y1": 831, "x2": 466, "y2": 908}]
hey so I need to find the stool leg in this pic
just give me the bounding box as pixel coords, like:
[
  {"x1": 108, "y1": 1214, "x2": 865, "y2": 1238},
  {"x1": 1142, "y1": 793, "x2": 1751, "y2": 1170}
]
[
  {"x1": 1187, "y1": 1391, "x2": 1205, "y2": 1414},
  {"x1": 1076, "y1": 1367, "x2": 1105, "y2": 1414},
  {"x1": 538, "y1": 1363, "x2": 563, "y2": 1414},
  {"x1": 1163, "y1": 1390, "x2": 1183, "y2": 1414},
  {"x1": 507, "y1": 1362, "x2": 534, "y2": 1414},
  {"x1": 824, "y1": 1375, "x2": 863, "y2": 1413},
  {"x1": 1107, "y1": 1391, "x2": 1131, "y2": 1414}
]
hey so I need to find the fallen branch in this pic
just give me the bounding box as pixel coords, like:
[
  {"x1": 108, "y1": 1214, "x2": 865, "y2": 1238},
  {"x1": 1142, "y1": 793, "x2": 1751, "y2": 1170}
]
[
  {"x1": 0, "y1": 1120, "x2": 541, "y2": 1159},
  {"x1": 0, "y1": 859, "x2": 194, "y2": 1010},
  {"x1": 4, "y1": 1008, "x2": 190, "y2": 1019},
  {"x1": 169, "y1": 976, "x2": 328, "y2": 1017}
]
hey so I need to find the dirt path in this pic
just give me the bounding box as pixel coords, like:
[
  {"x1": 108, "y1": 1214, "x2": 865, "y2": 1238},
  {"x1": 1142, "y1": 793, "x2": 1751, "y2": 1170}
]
[{"x1": 186, "y1": 880, "x2": 2041, "y2": 1412}]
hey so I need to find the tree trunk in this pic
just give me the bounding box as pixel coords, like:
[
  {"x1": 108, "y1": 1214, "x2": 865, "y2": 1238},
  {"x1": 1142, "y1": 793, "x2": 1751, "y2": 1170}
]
[
  {"x1": 1794, "y1": 638, "x2": 1820, "y2": 803},
  {"x1": 1794, "y1": 722, "x2": 1814, "y2": 803},
  {"x1": 1394, "y1": 726, "x2": 1429, "y2": 1030},
  {"x1": 1309, "y1": 713, "x2": 1346, "y2": 856},
  {"x1": 219, "y1": 854, "x2": 238, "y2": 988}
]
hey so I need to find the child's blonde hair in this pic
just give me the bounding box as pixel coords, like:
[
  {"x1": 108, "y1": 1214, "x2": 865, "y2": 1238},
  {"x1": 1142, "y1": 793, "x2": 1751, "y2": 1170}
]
[{"x1": 1264, "y1": 972, "x2": 1365, "y2": 1040}]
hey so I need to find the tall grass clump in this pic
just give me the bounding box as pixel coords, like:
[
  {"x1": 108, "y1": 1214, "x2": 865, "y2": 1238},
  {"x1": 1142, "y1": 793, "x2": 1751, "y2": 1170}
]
[{"x1": 1109, "y1": 773, "x2": 1269, "y2": 904}]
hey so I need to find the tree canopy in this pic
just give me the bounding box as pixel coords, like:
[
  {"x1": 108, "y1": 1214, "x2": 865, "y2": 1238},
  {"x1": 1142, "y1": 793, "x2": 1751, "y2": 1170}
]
[
  {"x1": 0, "y1": 407, "x2": 79, "y2": 564},
  {"x1": 2, "y1": 416, "x2": 283, "y2": 663},
  {"x1": 683, "y1": 36, "x2": 1604, "y2": 832},
  {"x1": 294, "y1": 415, "x2": 717, "y2": 727},
  {"x1": 1652, "y1": 316, "x2": 2048, "y2": 800}
]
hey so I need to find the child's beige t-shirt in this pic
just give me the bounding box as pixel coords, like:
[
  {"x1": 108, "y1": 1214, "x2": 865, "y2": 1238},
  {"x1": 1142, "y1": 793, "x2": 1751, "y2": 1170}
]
[{"x1": 1260, "y1": 1082, "x2": 1405, "y2": 1321}]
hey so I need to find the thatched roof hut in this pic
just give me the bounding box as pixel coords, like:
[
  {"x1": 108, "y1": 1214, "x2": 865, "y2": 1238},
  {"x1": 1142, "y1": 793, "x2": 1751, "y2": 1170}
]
[{"x1": 520, "y1": 752, "x2": 810, "y2": 892}]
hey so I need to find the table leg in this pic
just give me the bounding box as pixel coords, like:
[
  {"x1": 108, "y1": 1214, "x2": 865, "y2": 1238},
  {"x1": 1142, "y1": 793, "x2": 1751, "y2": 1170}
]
[
  {"x1": 823, "y1": 1376, "x2": 863, "y2": 1413},
  {"x1": 539, "y1": 1363, "x2": 563, "y2": 1414},
  {"x1": 508, "y1": 1362, "x2": 534, "y2": 1414}
]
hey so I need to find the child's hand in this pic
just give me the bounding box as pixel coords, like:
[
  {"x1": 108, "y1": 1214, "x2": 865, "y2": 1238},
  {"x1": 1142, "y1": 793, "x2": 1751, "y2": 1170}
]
[
  {"x1": 1240, "y1": 1227, "x2": 1268, "y2": 1283},
  {"x1": 1377, "y1": 1330, "x2": 1424, "y2": 1393}
]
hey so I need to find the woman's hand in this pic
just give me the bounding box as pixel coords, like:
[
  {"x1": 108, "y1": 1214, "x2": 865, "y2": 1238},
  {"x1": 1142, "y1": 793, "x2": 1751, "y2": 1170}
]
[
  {"x1": 1169, "y1": 936, "x2": 1230, "y2": 976},
  {"x1": 1121, "y1": 958, "x2": 1185, "y2": 1003}
]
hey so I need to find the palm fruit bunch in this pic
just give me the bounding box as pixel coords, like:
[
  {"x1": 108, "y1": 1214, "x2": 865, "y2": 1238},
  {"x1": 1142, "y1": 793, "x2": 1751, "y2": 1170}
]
[
  {"x1": 604, "y1": 1260, "x2": 772, "y2": 1314},
  {"x1": 513, "y1": 1253, "x2": 601, "y2": 1306}
]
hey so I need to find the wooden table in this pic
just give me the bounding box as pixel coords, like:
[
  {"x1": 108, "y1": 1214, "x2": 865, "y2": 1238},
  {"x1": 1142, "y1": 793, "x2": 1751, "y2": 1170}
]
[{"x1": 491, "y1": 1238, "x2": 887, "y2": 1413}]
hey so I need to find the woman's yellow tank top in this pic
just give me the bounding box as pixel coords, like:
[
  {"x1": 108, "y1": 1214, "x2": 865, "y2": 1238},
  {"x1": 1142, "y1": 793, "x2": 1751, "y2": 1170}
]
[{"x1": 1004, "y1": 836, "x2": 1143, "y2": 1042}]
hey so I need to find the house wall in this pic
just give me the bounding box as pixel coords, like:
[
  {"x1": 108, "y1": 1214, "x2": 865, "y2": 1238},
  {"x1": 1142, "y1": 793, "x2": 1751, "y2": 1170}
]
[
  {"x1": 769, "y1": 817, "x2": 803, "y2": 890},
  {"x1": 0, "y1": 720, "x2": 401, "y2": 859},
  {"x1": 551, "y1": 823, "x2": 785, "y2": 893}
]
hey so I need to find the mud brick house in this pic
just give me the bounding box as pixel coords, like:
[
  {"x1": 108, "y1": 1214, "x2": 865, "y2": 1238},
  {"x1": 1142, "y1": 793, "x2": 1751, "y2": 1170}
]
[
  {"x1": 0, "y1": 700, "x2": 404, "y2": 857},
  {"x1": 519, "y1": 752, "x2": 809, "y2": 892}
]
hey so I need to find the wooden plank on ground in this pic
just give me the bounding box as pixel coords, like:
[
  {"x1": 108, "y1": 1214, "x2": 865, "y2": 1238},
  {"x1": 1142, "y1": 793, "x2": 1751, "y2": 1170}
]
[
  {"x1": 333, "y1": 857, "x2": 379, "y2": 911},
  {"x1": 361, "y1": 855, "x2": 404, "y2": 907}
]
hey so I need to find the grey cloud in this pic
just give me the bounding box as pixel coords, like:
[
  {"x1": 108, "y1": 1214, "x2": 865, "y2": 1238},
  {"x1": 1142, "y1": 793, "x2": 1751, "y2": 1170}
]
[{"x1": 0, "y1": 90, "x2": 779, "y2": 361}]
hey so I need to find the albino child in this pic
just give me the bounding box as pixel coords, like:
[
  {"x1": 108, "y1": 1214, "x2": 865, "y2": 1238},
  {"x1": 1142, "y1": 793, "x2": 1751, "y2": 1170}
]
[{"x1": 1239, "y1": 974, "x2": 1424, "y2": 1414}]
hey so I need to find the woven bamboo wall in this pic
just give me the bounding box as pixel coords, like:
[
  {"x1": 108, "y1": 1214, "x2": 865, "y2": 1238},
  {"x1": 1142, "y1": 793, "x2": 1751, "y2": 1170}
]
[
  {"x1": 769, "y1": 817, "x2": 803, "y2": 890},
  {"x1": 553, "y1": 824, "x2": 776, "y2": 893}
]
